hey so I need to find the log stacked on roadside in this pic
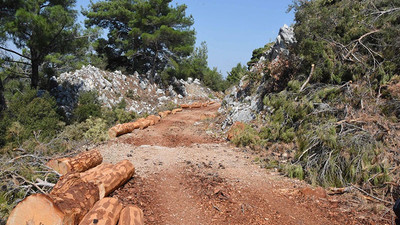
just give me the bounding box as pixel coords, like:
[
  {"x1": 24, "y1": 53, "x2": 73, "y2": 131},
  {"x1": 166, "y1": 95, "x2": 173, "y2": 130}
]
[
  {"x1": 6, "y1": 174, "x2": 100, "y2": 225},
  {"x1": 7, "y1": 159, "x2": 136, "y2": 225},
  {"x1": 78, "y1": 197, "x2": 123, "y2": 225},
  {"x1": 46, "y1": 149, "x2": 103, "y2": 175},
  {"x1": 119, "y1": 205, "x2": 144, "y2": 225}
]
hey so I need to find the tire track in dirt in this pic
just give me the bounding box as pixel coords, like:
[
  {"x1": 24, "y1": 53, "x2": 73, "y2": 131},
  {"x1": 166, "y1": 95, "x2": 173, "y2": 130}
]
[{"x1": 99, "y1": 103, "x2": 389, "y2": 224}]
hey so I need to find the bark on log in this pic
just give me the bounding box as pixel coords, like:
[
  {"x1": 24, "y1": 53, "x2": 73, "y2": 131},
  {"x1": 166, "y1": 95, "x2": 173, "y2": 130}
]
[
  {"x1": 171, "y1": 108, "x2": 182, "y2": 114},
  {"x1": 202, "y1": 103, "x2": 208, "y2": 107},
  {"x1": 7, "y1": 174, "x2": 100, "y2": 225},
  {"x1": 119, "y1": 205, "x2": 144, "y2": 225},
  {"x1": 47, "y1": 149, "x2": 103, "y2": 175},
  {"x1": 208, "y1": 101, "x2": 216, "y2": 105},
  {"x1": 164, "y1": 110, "x2": 171, "y2": 115},
  {"x1": 190, "y1": 102, "x2": 202, "y2": 108},
  {"x1": 158, "y1": 111, "x2": 168, "y2": 118},
  {"x1": 146, "y1": 115, "x2": 161, "y2": 125},
  {"x1": 78, "y1": 197, "x2": 123, "y2": 225},
  {"x1": 181, "y1": 104, "x2": 190, "y2": 109},
  {"x1": 138, "y1": 119, "x2": 151, "y2": 129},
  {"x1": 80, "y1": 160, "x2": 135, "y2": 198}
]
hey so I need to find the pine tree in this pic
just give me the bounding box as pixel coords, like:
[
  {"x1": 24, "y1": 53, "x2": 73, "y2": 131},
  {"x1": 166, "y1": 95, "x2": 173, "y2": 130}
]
[
  {"x1": 0, "y1": 0, "x2": 79, "y2": 88},
  {"x1": 84, "y1": 0, "x2": 196, "y2": 81}
]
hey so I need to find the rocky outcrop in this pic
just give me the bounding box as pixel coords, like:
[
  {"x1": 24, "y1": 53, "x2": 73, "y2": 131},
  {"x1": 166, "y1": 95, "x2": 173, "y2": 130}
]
[
  {"x1": 52, "y1": 65, "x2": 214, "y2": 117},
  {"x1": 219, "y1": 24, "x2": 296, "y2": 129}
]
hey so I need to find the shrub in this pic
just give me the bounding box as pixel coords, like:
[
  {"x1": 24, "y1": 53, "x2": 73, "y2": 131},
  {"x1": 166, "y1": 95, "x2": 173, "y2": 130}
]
[
  {"x1": 5, "y1": 89, "x2": 64, "y2": 145},
  {"x1": 83, "y1": 117, "x2": 109, "y2": 143},
  {"x1": 73, "y1": 91, "x2": 102, "y2": 122}
]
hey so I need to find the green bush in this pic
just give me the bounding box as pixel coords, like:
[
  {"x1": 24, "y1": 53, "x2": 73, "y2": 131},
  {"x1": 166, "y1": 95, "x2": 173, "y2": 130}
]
[
  {"x1": 83, "y1": 117, "x2": 109, "y2": 143},
  {"x1": 3, "y1": 89, "x2": 64, "y2": 146},
  {"x1": 73, "y1": 91, "x2": 102, "y2": 122},
  {"x1": 231, "y1": 125, "x2": 260, "y2": 147}
]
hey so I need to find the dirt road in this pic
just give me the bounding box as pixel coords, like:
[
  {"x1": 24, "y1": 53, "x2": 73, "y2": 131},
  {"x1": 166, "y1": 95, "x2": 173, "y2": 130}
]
[{"x1": 98, "y1": 104, "x2": 390, "y2": 224}]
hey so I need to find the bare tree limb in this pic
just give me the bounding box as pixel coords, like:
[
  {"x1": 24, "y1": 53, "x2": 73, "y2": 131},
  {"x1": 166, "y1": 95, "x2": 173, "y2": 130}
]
[
  {"x1": 0, "y1": 46, "x2": 31, "y2": 60},
  {"x1": 299, "y1": 64, "x2": 315, "y2": 92}
]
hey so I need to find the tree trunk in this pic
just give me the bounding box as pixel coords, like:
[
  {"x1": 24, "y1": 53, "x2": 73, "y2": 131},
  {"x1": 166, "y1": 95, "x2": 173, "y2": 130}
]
[
  {"x1": 7, "y1": 173, "x2": 100, "y2": 225},
  {"x1": 0, "y1": 78, "x2": 5, "y2": 112},
  {"x1": 31, "y1": 59, "x2": 39, "y2": 89},
  {"x1": 119, "y1": 205, "x2": 144, "y2": 225},
  {"x1": 78, "y1": 197, "x2": 123, "y2": 225},
  {"x1": 80, "y1": 160, "x2": 135, "y2": 198},
  {"x1": 46, "y1": 149, "x2": 103, "y2": 175}
]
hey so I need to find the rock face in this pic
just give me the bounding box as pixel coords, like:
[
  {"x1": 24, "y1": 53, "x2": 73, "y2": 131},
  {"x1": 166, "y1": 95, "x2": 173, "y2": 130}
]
[
  {"x1": 219, "y1": 24, "x2": 296, "y2": 129},
  {"x1": 52, "y1": 65, "x2": 214, "y2": 117}
]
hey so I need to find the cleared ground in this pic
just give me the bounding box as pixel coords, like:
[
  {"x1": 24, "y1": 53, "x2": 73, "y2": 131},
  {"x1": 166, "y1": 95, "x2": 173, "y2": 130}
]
[{"x1": 98, "y1": 104, "x2": 390, "y2": 224}]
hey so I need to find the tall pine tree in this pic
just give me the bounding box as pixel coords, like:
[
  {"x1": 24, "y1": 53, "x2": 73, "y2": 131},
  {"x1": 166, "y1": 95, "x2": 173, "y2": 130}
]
[
  {"x1": 84, "y1": 0, "x2": 195, "y2": 81},
  {"x1": 0, "y1": 0, "x2": 79, "y2": 88}
]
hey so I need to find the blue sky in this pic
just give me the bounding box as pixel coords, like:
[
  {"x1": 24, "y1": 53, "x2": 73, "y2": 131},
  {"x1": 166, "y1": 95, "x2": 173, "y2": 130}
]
[{"x1": 77, "y1": 0, "x2": 295, "y2": 76}]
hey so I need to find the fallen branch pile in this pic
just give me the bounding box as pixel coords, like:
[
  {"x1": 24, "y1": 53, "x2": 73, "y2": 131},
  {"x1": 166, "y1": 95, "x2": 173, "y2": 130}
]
[{"x1": 7, "y1": 149, "x2": 143, "y2": 225}]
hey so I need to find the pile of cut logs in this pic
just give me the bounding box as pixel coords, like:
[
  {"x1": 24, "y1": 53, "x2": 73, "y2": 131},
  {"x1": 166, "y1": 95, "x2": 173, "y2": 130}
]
[
  {"x1": 6, "y1": 149, "x2": 143, "y2": 225},
  {"x1": 6, "y1": 101, "x2": 217, "y2": 224},
  {"x1": 108, "y1": 101, "x2": 216, "y2": 138}
]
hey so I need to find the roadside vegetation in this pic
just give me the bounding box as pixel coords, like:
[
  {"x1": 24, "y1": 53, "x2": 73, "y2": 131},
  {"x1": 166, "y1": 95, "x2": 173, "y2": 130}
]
[{"x1": 229, "y1": 0, "x2": 400, "y2": 203}]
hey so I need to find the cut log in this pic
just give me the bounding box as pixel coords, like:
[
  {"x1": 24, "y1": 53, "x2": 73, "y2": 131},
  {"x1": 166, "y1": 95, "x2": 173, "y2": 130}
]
[
  {"x1": 78, "y1": 197, "x2": 123, "y2": 225},
  {"x1": 147, "y1": 115, "x2": 161, "y2": 125},
  {"x1": 208, "y1": 101, "x2": 216, "y2": 105},
  {"x1": 158, "y1": 111, "x2": 168, "y2": 118},
  {"x1": 80, "y1": 160, "x2": 135, "y2": 198},
  {"x1": 109, "y1": 120, "x2": 143, "y2": 138},
  {"x1": 171, "y1": 108, "x2": 182, "y2": 114},
  {"x1": 50, "y1": 173, "x2": 100, "y2": 223},
  {"x1": 164, "y1": 110, "x2": 171, "y2": 115},
  {"x1": 181, "y1": 104, "x2": 190, "y2": 109},
  {"x1": 190, "y1": 102, "x2": 202, "y2": 108},
  {"x1": 7, "y1": 194, "x2": 66, "y2": 225},
  {"x1": 138, "y1": 119, "x2": 151, "y2": 129},
  {"x1": 119, "y1": 205, "x2": 144, "y2": 225},
  {"x1": 7, "y1": 174, "x2": 100, "y2": 225},
  {"x1": 47, "y1": 149, "x2": 103, "y2": 175}
]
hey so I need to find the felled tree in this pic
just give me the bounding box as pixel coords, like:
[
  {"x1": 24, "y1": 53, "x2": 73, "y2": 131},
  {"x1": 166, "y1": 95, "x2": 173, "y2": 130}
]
[{"x1": 83, "y1": 0, "x2": 195, "y2": 81}]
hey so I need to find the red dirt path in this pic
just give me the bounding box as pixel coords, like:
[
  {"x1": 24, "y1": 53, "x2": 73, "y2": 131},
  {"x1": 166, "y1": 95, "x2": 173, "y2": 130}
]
[{"x1": 98, "y1": 104, "x2": 393, "y2": 225}]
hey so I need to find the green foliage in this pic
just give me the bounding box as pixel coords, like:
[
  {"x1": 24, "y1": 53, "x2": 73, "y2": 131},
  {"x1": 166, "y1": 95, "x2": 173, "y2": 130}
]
[
  {"x1": 83, "y1": 117, "x2": 108, "y2": 143},
  {"x1": 84, "y1": 0, "x2": 195, "y2": 76},
  {"x1": 3, "y1": 89, "x2": 64, "y2": 145},
  {"x1": 227, "y1": 63, "x2": 248, "y2": 85},
  {"x1": 231, "y1": 125, "x2": 260, "y2": 147},
  {"x1": 161, "y1": 41, "x2": 229, "y2": 91},
  {"x1": 247, "y1": 42, "x2": 274, "y2": 69},
  {"x1": 1, "y1": 0, "x2": 80, "y2": 87},
  {"x1": 73, "y1": 91, "x2": 102, "y2": 123},
  {"x1": 290, "y1": 0, "x2": 400, "y2": 84}
]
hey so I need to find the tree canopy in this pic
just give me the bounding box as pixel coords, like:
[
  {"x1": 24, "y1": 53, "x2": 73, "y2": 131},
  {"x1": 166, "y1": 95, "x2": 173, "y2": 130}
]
[
  {"x1": 0, "y1": 0, "x2": 80, "y2": 88},
  {"x1": 83, "y1": 0, "x2": 196, "y2": 81}
]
